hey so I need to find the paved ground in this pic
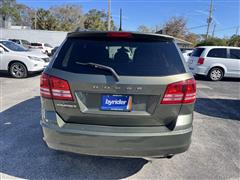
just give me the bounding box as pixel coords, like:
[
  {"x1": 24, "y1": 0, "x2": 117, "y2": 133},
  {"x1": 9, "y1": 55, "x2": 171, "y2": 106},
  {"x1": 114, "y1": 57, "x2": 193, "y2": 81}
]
[{"x1": 0, "y1": 74, "x2": 239, "y2": 180}]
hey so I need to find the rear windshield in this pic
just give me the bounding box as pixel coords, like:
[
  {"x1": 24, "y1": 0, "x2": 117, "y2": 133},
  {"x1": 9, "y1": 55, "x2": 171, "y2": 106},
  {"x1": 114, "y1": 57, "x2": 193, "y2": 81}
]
[
  {"x1": 52, "y1": 38, "x2": 185, "y2": 76},
  {"x1": 192, "y1": 48, "x2": 205, "y2": 57}
]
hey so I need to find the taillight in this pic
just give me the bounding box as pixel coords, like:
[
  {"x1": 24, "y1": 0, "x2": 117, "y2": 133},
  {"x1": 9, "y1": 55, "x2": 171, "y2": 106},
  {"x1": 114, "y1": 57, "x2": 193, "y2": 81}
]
[
  {"x1": 40, "y1": 73, "x2": 73, "y2": 101},
  {"x1": 107, "y1": 32, "x2": 133, "y2": 38},
  {"x1": 161, "y1": 78, "x2": 196, "y2": 104},
  {"x1": 197, "y1": 57, "x2": 204, "y2": 65},
  {"x1": 40, "y1": 73, "x2": 51, "y2": 99},
  {"x1": 182, "y1": 79, "x2": 196, "y2": 103}
]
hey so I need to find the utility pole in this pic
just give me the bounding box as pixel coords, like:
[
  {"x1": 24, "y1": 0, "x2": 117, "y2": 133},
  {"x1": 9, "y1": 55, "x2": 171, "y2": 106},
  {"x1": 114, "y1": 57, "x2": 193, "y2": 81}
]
[
  {"x1": 34, "y1": 10, "x2": 37, "y2": 30},
  {"x1": 212, "y1": 24, "x2": 216, "y2": 37},
  {"x1": 107, "y1": 0, "x2": 111, "y2": 31},
  {"x1": 206, "y1": 0, "x2": 213, "y2": 39},
  {"x1": 119, "y1": 8, "x2": 122, "y2": 31},
  {"x1": 236, "y1": 26, "x2": 239, "y2": 35}
]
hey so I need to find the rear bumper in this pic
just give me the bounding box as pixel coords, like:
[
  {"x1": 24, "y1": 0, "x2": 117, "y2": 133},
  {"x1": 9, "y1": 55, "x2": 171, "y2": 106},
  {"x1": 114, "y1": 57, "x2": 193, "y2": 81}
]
[
  {"x1": 189, "y1": 66, "x2": 208, "y2": 76},
  {"x1": 41, "y1": 117, "x2": 192, "y2": 158}
]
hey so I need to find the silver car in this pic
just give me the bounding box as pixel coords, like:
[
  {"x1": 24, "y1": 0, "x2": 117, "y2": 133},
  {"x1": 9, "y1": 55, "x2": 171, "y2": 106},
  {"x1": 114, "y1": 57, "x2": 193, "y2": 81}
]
[{"x1": 188, "y1": 46, "x2": 240, "y2": 81}]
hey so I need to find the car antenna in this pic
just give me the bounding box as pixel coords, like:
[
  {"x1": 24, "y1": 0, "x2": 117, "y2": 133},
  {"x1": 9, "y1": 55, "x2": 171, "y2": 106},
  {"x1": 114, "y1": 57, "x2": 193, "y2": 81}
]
[{"x1": 119, "y1": 8, "x2": 122, "y2": 31}]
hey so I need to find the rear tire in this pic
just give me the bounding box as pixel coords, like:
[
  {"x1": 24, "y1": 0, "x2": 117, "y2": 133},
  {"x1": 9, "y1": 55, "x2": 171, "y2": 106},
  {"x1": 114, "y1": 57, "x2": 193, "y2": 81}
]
[
  {"x1": 9, "y1": 62, "x2": 28, "y2": 78},
  {"x1": 208, "y1": 67, "x2": 224, "y2": 81}
]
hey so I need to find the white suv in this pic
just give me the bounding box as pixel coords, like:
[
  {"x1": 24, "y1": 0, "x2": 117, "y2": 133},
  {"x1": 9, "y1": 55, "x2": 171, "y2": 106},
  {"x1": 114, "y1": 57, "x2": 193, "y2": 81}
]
[
  {"x1": 30, "y1": 42, "x2": 53, "y2": 56},
  {"x1": 188, "y1": 46, "x2": 240, "y2": 81},
  {"x1": 0, "y1": 40, "x2": 49, "y2": 78}
]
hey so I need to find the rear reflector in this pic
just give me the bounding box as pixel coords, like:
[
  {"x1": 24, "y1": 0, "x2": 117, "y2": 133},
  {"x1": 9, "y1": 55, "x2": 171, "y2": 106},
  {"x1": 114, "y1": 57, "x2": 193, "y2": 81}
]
[
  {"x1": 40, "y1": 73, "x2": 73, "y2": 101},
  {"x1": 197, "y1": 57, "x2": 204, "y2": 65},
  {"x1": 107, "y1": 32, "x2": 133, "y2": 38},
  {"x1": 161, "y1": 78, "x2": 196, "y2": 104}
]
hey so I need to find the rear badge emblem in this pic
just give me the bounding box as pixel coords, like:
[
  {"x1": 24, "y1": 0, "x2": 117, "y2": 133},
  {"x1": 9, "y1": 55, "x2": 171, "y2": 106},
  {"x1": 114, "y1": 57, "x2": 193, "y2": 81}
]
[
  {"x1": 92, "y1": 85, "x2": 143, "y2": 91},
  {"x1": 56, "y1": 103, "x2": 77, "y2": 108}
]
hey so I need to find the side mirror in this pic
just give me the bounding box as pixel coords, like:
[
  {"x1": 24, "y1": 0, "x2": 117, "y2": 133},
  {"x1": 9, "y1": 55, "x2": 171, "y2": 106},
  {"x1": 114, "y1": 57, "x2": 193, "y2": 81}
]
[{"x1": 0, "y1": 47, "x2": 5, "y2": 53}]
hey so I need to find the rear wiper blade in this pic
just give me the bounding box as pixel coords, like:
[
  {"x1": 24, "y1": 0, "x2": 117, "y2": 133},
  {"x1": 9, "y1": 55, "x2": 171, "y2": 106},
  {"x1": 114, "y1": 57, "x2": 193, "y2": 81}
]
[{"x1": 76, "y1": 62, "x2": 120, "y2": 82}]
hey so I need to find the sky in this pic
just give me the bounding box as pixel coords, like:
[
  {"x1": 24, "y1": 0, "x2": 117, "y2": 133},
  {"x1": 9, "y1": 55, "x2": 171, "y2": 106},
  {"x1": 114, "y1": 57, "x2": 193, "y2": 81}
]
[{"x1": 17, "y1": 0, "x2": 240, "y2": 38}]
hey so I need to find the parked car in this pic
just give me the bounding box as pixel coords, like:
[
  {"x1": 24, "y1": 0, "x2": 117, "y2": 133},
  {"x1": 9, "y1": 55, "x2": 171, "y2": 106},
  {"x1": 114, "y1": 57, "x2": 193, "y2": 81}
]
[
  {"x1": 0, "y1": 40, "x2": 50, "y2": 78},
  {"x1": 9, "y1": 39, "x2": 31, "y2": 48},
  {"x1": 182, "y1": 50, "x2": 193, "y2": 62},
  {"x1": 40, "y1": 31, "x2": 196, "y2": 158},
  {"x1": 188, "y1": 46, "x2": 240, "y2": 81},
  {"x1": 30, "y1": 42, "x2": 53, "y2": 56}
]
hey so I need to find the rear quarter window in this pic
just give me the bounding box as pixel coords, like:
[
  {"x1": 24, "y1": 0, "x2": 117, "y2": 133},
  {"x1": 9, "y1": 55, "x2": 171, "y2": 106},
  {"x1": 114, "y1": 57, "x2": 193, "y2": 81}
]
[
  {"x1": 207, "y1": 48, "x2": 227, "y2": 58},
  {"x1": 52, "y1": 37, "x2": 186, "y2": 76},
  {"x1": 230, "y1": 49, "x2": 240, "y2": 59}
]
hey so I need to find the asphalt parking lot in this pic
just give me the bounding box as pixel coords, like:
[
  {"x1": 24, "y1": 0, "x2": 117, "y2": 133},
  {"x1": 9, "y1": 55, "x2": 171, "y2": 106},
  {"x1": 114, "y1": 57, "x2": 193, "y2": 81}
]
[{"x1": 0, "y1": 74, "x2": 239, "y2": 179}]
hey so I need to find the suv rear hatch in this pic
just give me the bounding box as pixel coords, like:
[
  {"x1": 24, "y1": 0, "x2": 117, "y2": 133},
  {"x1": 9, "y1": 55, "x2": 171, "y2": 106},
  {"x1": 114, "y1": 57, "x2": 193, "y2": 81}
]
[
  {"x1": 42, "y1": 32, "x2": 194, "y2": 127},
  {"x1": 188, "y1": 47, "x2": 205, "y2": 70}
]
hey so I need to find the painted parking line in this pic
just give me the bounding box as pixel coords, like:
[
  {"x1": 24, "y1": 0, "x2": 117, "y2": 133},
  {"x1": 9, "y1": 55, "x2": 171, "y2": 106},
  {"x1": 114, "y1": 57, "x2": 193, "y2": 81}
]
[{"x1": 197, "y1": 83, "x2": 213, "y2": 90}]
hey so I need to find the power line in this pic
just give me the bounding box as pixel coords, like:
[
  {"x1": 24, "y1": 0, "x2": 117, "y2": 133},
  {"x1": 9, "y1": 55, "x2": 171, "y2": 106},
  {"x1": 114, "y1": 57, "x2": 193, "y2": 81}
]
[
  {"x1": 188, "y1": 25, "x2": 208, "y2": 30},
  {"x1": 215, "y1": 26, "x2": 238, "y2": 32}
]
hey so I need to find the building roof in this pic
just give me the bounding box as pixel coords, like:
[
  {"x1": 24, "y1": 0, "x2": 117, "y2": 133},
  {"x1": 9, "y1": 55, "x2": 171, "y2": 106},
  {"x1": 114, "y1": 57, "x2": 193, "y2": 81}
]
[
  {"x1": 174, "y1": 37, "x2": 192, "y2": 45},
  {"x1": 155, "y1": 30, "x2": 192, "y2": 45}
]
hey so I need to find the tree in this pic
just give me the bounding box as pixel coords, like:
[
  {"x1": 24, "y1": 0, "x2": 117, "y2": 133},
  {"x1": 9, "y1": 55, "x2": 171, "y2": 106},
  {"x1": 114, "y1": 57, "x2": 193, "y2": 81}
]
[
  {"x1": 84, "y1": 9, "x2": 115, "y2": 31},
  {"x1": 50, "y1": 4, "x2": 85, "y2": 31},
  {"x1": 185, "y1": 33, "x2": 201, "y2": 45},
  {"x1": 0, "y1": 0, "x2": 20, "y2": 27},
  {"x1": 227, "y1": 35, "x2": 240, "y2": 47},
  {"x1": 14, "y1": 3, "x2": 34, "y2": 26},
  {"x1": 162, "y1": 16, "x2": 187, "y2": 39},
  {"x1": 196, "y1": 37, "x2": 227, "y2": 46},
  {"x1": 34, "y1": 8, "x2": 57, "y2": 30},
  {"x1": 137, "y1": 25, "x2": 152, "y2": 33}
]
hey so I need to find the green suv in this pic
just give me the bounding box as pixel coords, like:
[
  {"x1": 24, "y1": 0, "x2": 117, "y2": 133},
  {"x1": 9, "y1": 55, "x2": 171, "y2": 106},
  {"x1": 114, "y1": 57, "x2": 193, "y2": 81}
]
[{"x1": 40, "y1": 31, "x2": 196, "y2": 158}]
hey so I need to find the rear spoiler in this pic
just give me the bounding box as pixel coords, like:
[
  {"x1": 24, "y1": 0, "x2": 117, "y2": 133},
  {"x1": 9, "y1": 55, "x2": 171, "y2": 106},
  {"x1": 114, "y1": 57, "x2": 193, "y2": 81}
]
[{"x1": 67, "y1": 31, "x2": 174, "y2": 41}]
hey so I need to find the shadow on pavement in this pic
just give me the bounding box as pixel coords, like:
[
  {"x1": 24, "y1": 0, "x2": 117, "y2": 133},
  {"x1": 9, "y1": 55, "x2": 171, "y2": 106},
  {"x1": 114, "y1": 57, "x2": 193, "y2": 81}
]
[
  {"x1": 217, "y1": 77, "x2": 240, "y2": 82},
  {"x1": 0, "y1": 71, "x2": 42, "y2": 78},
  {"x1": 0, "y1": 97, "x2": 147, "y2": 179},
  {"x1": 195, "y1": 75, "x2": 240, "y2": 82},
  {"x1": 195, "y1": 98, "x2": 240, "y2": 121}
]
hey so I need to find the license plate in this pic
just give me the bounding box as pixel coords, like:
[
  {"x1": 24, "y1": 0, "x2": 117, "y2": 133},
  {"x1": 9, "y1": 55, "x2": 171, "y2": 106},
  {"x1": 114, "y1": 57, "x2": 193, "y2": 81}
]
[{"x1": 101, "y1": 95, "x2": 132, "y2": 111}]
